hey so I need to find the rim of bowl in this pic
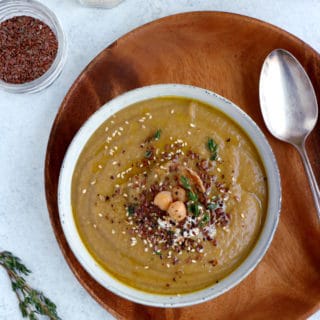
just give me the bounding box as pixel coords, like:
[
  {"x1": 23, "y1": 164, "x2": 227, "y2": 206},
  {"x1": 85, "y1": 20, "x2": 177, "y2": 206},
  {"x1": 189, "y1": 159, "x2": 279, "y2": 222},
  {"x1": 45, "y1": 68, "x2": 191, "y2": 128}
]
[
  {"x1": 0, "y1": 0, "x2": 67, "y2": 93},
  {"x1": 58, "y1": 84, "x2": 281, "y2": 307}
]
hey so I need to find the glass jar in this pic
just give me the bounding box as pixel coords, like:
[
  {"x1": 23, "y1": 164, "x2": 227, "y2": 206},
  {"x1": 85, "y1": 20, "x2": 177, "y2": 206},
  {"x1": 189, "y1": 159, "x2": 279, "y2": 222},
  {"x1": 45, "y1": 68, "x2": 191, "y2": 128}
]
[
  {"x1": 0, "y1": 0, "x2": 67, "y2": 93},
  {"x1": 78, "y1": 0, "x2": 124, "y2": 9}
]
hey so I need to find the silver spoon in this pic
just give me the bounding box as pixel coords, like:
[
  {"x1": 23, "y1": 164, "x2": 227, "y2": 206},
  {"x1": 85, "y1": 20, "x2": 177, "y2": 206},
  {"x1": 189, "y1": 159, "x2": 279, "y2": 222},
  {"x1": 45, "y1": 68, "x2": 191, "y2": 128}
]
[{"x1": 259, "y1": 48, "x2": 320, "y2": 220}]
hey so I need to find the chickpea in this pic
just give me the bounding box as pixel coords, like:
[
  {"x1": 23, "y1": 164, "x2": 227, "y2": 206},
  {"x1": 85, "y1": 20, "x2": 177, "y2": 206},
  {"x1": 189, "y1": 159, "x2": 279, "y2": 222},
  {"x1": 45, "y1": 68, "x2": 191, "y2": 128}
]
[
  {"x1": 172, "y1": 186, "x2": 187, "y2": 202},
  {"x1": 154, "y1": 191, "x2": 172, "y2": 211},
  {"x1": 167, "y1": 201, "x2": 187, "y2": 222}
]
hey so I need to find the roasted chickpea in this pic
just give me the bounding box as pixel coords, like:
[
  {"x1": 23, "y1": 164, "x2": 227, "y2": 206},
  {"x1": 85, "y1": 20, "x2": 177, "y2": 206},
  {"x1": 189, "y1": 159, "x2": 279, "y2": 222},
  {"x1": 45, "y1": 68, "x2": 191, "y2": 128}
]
[
  {"x1": 167, "y1": 201, "x2": 187, "y2": 222},
  {"x1": 172, "y1": 186, "x2": 187, "y2": 202},
  {"x1": 154, "y1": 191, "x2": 172, "y2": 211}
]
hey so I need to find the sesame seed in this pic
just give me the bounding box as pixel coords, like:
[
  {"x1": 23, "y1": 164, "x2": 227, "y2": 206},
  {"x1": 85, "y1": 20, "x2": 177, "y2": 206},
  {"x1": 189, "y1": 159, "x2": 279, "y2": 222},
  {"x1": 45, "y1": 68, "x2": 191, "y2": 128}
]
[
  {"x1": 104, "y1": 145, "x2": 108, "y2": 150},
  {"x1": 98, "y1": 165, "x2": 103, "y2": 169},
  {"x1": 191, "y1": 260, "x2": 197, "y2": 263},
  {"x1": 217, "y1": 168, "x2": 221, "y2": 172},
  {"x1": 123, "y1": 193, "x2": 128, "y2": 198},
  {"x1": 82, "y1": 189, "x2": 87, "y2": 194},
  {"x1": 112, "y1": 161, "x2": 117, "y2": 165},
  {"x1": 90, "y1": 180, "x2": 96, "y2": 185},
  {"x1": 111, "y1": 120, "x2": 115, "y2": 124},
  {"x1": 141, "y1": 125, "x2": 146, "y2": 129},
  {"x1": 131, "y1": 237, "x2": 137, "y2": 246},
  {"x1": 171, "y1": 109, "x2": 175, "y2": 114},
  {"x1": 125, "y1": 120, "x2": 129, "y2": 125},
  {"x1": 190, "y1": 123, "x2": 196, "y2": 128},
  {"x1": 111, "y1": 229, "x2": 115, "y2": 234},
  {"x1": 119, "y1": 127, "x2": 124, "y2": 131},
  {"x1": 187, "y1": 131, "x2": 191, "y2": 135},
  {"x1": 116, "y1": 173, "x2": 120, "y2": 178},
  {"x1": 98, "y1": 213, "x2": 103, "y2": 217},
  {"x1": 241, "y1": 213, "x2": 245, "y2": 219},
  {"x1": 93, "y1": 224, "x2": 97, "y2": 228},
  {"x1": 166, "y1": 264, "x2": 170, "y2": 268},
  {"x1": 115, "y1": 184, "x2": 120, "y2": 188},
  {"x1": 105, "y1": 127, "x2": 109, "y2": 132},
  {"x1": 114, "y1": 146, "x2": 118, "y2": 150},
  {"x1": 122, "y1": 231, "x2": 126, "y2": 234}
]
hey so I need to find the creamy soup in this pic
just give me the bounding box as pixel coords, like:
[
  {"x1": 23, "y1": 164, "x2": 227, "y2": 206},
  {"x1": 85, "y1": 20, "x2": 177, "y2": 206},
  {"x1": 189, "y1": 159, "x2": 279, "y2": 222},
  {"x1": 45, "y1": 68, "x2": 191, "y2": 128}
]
[{"x1": 72, "y1": 97, "x2": 267, "y2": 294}]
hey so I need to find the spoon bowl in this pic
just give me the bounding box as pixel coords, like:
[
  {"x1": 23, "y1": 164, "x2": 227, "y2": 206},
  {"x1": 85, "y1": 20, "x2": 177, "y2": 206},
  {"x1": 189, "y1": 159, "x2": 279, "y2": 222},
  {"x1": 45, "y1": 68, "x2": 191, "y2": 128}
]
[{"x1": 260, "y1": 48, "x2": 320, "y2": 220}]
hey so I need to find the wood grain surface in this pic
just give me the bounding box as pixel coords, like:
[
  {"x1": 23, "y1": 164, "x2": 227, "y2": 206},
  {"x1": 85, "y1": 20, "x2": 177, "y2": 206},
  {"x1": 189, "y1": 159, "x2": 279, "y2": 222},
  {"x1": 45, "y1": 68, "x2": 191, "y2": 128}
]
[{"x1": 45, "y1": 12, "x2": 320, "y2": 320}]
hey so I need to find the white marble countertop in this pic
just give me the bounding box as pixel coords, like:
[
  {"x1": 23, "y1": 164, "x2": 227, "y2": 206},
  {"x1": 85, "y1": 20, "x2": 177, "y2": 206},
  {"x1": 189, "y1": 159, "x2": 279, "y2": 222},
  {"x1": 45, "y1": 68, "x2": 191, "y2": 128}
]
[{"x1": 0, "y1": 0, "x2": 319, "y2": 319}]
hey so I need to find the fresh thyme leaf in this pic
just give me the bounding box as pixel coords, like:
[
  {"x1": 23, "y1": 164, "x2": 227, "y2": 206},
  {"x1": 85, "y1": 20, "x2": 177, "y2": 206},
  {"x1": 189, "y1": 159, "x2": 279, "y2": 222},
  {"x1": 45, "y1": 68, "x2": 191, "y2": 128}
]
[
  {"x1": 188, "y1": 191, "x2": 198, "y2": 202},
  {"x1": 207, "y1": 138, "x2": 217, "y2": 153},
  {"x1": 154, "y1": 251, "x2": 162, "y2": 256},
  {"x1": 207, "y1": 202, "x2": 219, "y2": 211},
  {"x1": 210, "y1": 152, "x2": 218, "y2": 161},
  {"x1": 144, "y1": 149, "x2": 152, "y2": 159},
  {"x1": 154, "y1": 129, "x2": 161, "y2": 140},
  {"x1": 127, "y1": 205, "x2": 135, "y2": 216},
  {"x1": 199, "y1": 213, "x2": 210, "y2": 227},
  {"x1": 202, "y1": 213, "x2": 210, "y2": 224},
  {"x1": 188, "y1": 203, "x2": 200, "y2": 217},
  {"x1": 180, "y1": 176, "x2": 191, "y2": 190},
  {"x1": 207, "y1": 138, "x2": 218, "y2": 161},
  {"x1": 0, "y1": 251, "x2": 61, "y2": 320}
]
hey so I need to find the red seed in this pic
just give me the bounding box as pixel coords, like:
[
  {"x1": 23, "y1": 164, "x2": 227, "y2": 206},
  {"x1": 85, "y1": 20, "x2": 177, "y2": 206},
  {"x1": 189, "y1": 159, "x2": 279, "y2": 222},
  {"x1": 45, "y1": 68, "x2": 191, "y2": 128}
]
[{"x1": 0, "y1": 16, "x2": 58, "y2": 84}]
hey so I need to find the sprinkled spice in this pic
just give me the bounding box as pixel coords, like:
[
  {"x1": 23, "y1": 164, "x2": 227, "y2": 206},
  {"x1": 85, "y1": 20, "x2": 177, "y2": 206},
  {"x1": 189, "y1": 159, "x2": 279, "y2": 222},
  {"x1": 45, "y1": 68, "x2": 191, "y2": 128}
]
[
  {"x1": 0, "y1": 16, "x2": 58, "y2": 84},
  {"x1": 119, "y1": 132, "x2": 230, "y2": 264}
]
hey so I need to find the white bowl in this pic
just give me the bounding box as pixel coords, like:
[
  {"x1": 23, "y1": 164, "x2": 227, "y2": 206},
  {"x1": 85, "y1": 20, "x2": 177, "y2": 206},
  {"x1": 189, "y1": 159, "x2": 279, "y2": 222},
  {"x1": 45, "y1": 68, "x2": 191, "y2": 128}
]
[{"x1": 58, "y1": 84, "x2": 281, "y2": 307}]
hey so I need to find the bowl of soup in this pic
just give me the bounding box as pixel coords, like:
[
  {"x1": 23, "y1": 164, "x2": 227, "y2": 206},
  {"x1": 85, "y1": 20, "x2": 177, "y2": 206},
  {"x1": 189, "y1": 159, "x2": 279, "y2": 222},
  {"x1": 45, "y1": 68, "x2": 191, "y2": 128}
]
[{"x1": 58, "y1": 84, "x2": 281, "y2": 307}]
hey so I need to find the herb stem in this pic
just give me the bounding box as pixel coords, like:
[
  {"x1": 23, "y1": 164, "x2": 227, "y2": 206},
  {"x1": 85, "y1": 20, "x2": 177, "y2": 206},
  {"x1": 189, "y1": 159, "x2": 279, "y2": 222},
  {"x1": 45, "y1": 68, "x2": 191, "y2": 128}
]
[{"x1": 0, "y1": 251, "x2": 60, "y2": 320}]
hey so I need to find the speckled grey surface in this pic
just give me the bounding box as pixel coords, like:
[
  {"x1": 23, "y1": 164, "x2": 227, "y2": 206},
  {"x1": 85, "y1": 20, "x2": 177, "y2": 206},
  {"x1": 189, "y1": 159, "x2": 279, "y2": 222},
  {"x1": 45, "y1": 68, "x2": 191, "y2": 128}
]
[{"x1": 0, "y1": 1, "x2": 319, "y2": 319}]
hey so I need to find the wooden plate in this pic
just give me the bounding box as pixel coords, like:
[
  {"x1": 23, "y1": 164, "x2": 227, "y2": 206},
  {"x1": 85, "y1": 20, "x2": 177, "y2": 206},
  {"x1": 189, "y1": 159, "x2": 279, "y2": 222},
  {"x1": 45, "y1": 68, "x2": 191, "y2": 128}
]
[{"x1": 45, "y1": 12, "x2": 320, "y2": 320}]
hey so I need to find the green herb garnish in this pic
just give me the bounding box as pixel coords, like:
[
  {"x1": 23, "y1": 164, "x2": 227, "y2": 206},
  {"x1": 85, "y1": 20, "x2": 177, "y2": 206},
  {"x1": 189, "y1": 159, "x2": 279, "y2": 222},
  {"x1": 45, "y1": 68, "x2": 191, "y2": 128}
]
[
  {"x1": 144, "y1": 149, "x2": 153, "y2": 159},
  {"x1": 180, "y1": 176, "x2": 191, "y2": 190},
  {"x1": 154, "y1": 129, "x2": 161, "y2": 140},
  {"x1": 188, "y1": 203, "x2": 200, "y2": 217},
  {"x1": 127, "y1": 205, "x2": 135, "y2": 216},
  {"x1": 207, "y1": 202, "x2": 219, "y2": 211},
  {"x1": 188, "y1": 191, "x2": 198, "y2": 202},
  {"x1": 0, "y1": 251, "x2": 60, "y2": 320},
  {"x1": 207, "y1": 138, "x2": 218, "y2": 161},
  {"x1": 199, "y1": 213, "x2": 210, "y2": 227}
]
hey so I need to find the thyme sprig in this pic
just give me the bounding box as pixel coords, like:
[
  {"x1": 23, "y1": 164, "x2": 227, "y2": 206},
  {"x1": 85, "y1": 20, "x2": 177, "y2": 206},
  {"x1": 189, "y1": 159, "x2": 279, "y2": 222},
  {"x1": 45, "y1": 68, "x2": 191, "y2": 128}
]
[
  {"x1": 207, "y1": 138, "x2": 218, "y2": 160},
  {"x1": 0, "y1": 251, "x2": 60, "y2": 320}
]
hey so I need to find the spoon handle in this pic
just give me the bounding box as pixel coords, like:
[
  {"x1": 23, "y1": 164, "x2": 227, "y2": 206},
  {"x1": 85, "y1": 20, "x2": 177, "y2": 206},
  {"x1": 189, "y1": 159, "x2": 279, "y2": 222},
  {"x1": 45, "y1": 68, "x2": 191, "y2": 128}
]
[{"x1": 297, "y1": 144, "x2": 320, "y2": 221}]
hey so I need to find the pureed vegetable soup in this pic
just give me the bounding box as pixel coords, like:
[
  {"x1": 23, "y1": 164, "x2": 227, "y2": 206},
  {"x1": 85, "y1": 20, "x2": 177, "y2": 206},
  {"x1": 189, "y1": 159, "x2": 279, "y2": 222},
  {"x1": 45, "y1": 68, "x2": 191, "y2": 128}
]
[{"x1": 72, "y1": 97, "x2": 267, "y2": 294}]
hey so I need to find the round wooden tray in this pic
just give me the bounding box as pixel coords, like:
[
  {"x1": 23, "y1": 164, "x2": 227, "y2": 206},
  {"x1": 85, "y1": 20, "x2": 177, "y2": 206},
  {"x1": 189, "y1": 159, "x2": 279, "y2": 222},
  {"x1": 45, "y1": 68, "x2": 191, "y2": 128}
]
[{"x1": 45, "y1": 12, "x2": 320, "y2": 320}]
